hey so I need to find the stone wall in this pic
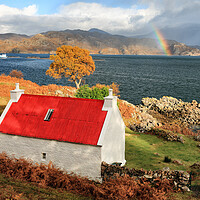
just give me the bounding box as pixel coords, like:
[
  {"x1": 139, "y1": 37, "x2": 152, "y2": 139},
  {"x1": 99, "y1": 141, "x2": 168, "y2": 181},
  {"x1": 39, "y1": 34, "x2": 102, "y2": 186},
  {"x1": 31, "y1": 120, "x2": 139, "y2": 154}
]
[{"x1": 101, "y1": 162, "x2": 191, "y2": 191}]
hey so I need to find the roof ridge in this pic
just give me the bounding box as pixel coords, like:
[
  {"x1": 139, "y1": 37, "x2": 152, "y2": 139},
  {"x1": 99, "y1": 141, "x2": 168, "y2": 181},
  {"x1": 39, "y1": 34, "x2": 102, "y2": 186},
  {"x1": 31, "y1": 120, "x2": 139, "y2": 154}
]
[{"x1": 22, "y1": 94, "x2": 104, "y2": 102}]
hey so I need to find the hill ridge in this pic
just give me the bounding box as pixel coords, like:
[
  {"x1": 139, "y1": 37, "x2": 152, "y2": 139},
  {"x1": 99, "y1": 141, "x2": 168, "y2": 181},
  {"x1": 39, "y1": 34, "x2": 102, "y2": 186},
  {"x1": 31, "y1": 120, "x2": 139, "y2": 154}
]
[{"x1": 0, "y1": 29, "x2": 199, "y2": 56}]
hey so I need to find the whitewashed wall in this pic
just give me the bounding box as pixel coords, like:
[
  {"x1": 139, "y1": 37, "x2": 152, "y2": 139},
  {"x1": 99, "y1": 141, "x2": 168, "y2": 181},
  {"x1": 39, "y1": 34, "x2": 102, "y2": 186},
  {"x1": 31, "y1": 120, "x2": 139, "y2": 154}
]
[
  {"x1": 99, "y1": 96, "x2": 126, "y2": 165},
  {"x1": 0, "y1": 133, "x2": 102, "y2": 180}
]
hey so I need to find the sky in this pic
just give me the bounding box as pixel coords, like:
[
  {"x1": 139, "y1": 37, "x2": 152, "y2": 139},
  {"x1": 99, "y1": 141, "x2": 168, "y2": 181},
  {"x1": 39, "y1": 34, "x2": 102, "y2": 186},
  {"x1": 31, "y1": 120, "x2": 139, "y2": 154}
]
[{"x1": 0, "y1": 0, "x2": 199, "y2": 36}]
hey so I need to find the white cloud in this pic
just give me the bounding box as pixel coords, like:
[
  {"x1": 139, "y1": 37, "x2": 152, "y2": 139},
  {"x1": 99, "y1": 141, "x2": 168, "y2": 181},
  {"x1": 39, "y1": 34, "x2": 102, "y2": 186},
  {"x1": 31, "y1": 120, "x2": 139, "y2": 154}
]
[
  {"x1": 0, "y1": 4, "x2": 37, "y2": 17},
  {"x1": 0, "y1": 1, "x2": 199, "y2": 36},
  {"x1": 57, "y1": 2, "x2": 160, "y2": 34},
  {"x1": 22, "y1": 5, "x2": 38, "y2": 16}
]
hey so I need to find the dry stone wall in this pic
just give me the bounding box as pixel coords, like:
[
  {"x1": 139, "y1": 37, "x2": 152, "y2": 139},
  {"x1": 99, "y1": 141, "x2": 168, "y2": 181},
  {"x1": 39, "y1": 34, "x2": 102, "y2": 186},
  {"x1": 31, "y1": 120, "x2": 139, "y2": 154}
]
[{"x1": 101, "y1": 162, "x2": 191, "y2": 192}]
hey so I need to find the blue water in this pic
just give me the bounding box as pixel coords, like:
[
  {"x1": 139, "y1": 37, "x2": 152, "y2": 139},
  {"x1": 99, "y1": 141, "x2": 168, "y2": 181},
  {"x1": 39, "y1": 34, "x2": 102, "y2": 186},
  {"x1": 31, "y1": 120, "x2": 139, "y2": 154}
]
[{"x1": 0, "y1": 54, "x2": 200, "y2": 105}]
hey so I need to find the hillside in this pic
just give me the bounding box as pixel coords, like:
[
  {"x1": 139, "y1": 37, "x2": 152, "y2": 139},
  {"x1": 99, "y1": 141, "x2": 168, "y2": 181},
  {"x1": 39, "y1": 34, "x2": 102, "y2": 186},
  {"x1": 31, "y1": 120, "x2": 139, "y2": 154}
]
[
  {"x1": 0, "y1": 75, "x2": 199, "y2": 199},
  {"x1": 0, "y1": 29, "x2": 200, "y2": 56},
  {"x1": 0, "y1": 33, "x2": 29, "y2": 41}
]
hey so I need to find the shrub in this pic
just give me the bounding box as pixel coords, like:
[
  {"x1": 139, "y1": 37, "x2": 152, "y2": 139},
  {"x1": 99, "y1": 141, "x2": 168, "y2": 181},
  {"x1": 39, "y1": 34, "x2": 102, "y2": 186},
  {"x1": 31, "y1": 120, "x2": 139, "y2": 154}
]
[
  {"x1": 75, "y1": 85, "x2": 109, "y2": 100},
  {"x1": 9, "y1": 70, "x2": 24, "y2": 79},
  {"x1": 92, "y1": 82, "x2": 120, "y2": 97},
  {"x1": 164, "y1": 156, "x2": 171, "y2": 163}
]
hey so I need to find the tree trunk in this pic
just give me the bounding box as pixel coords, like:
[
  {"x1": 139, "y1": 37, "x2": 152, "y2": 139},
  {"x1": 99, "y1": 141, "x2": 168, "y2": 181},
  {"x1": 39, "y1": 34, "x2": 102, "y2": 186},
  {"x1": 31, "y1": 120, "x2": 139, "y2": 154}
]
[{"x1": 75, "y1": 79, "x2": 82, "y2": 89}]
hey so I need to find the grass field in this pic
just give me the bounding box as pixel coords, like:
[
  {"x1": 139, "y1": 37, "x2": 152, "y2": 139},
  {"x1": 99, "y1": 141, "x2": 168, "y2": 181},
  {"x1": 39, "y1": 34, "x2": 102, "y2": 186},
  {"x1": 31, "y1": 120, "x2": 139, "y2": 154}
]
[
  {"x1": 125, "y1": 127, "x2": 200, "y2": 200},
  {"x1": 125, "y1": 127, "x2": 200, "y2": 171}
]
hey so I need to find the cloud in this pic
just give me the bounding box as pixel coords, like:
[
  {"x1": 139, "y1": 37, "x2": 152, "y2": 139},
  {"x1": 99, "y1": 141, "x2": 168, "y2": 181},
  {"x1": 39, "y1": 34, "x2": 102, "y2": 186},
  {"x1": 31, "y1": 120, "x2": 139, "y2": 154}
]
[
  {"x1": 0, "y1": 4, "x2": 37, "y2": 17},
  {"x1": 0, "y1": 1, "x2": 199, "y2": 36}
]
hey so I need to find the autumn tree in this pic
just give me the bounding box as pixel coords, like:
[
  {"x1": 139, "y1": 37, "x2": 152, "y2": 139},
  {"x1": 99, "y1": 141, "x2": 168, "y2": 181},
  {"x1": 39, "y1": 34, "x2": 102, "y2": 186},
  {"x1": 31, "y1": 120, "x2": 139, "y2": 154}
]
[
  {"x1": 46, "y1": 45, "x2": 95, "y2": 89},
  {"x1": 9, "y1": 70, "x2": 24, "y2": 79}
]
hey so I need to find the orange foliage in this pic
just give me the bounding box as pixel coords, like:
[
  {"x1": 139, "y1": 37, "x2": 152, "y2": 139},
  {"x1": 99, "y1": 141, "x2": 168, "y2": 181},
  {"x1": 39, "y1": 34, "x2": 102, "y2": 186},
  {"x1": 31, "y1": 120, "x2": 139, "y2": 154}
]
[
  {"x1": 9, "y1": 70, "x2": 24, "y2": 79},
  {"x1": 46, "y1": 45, "x2": 95, "y2": 89},
  {"x1": 118, "y1": 99, "x2": 142, "y2": 127},
  {"x1": 0, "y1": 153, "x2": 175, "y2": 200},
  {"x1": 118, "y1": 100, "x2": 136, "y2": 119},
  {"x1": 92, "y1": 82, "x2": 120, "y2": 97},
  {"x1": 0, "y1": 74, "x2": 76, "y2": 104}
]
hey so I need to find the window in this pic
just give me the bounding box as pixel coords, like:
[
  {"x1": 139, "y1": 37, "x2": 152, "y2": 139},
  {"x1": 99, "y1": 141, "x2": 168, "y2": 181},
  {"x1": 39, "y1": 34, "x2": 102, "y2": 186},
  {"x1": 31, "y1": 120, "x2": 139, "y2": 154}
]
[
  {"x1": 44, "y1": 109, "x2": 54, "y2": 121},
  {"x1": 42, "y1": 153, "x2": 47, "y2": 160}
]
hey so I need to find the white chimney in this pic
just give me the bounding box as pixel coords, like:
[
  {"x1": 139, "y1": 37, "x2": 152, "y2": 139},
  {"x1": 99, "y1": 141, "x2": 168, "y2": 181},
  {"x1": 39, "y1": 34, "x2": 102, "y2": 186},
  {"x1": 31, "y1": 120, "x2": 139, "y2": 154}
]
[
  {"x1": 102, "y1": 89, "x2": 117, "y2": 110},
  {"x1": 108, "y1": 89, "x2": 113, "y2": 97},
  {"x1": 10, "y1": 83, "x2": 24, "y2": 102}
]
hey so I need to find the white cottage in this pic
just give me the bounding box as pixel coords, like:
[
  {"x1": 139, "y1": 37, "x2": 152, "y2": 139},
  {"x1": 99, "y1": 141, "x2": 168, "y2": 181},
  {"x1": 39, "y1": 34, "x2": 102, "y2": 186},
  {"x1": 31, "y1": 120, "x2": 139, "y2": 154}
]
[{"x1": 0, "y1": 83, "x2": 125, "y2": 180}]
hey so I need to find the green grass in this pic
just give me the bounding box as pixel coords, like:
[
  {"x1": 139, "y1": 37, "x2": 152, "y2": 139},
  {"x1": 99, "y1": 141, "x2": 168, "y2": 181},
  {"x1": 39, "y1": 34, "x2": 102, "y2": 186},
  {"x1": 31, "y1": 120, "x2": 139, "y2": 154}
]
[
  {"x1": 125, "y1": 128, "x2": 200, "y2": 199},
  {"x1": 0, "y1": 173, "x2": 89, "y2": 200},
  {"x1": 125, "y1": 129, "x2": 200, "y2": 171}
]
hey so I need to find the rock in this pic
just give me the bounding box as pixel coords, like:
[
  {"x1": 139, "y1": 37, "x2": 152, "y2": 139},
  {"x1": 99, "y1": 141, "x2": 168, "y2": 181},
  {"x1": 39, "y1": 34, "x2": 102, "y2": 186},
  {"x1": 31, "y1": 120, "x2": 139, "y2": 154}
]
[
  {"x1": 144, "y1": 175, "x2": 153, "y2": 179},
  {"x1": 141, "y1": 96, "x2": 200, "y2": 128},
  {"x1": 190, "y1": 163, "x2": 200, "y2": 169},
  {"x1": 194, "y1": 135, "x2": 200, "y2": 141},
  {"x1": 149, "y1": 128, "x2": 185, "y2": 143},
  {"x1": 163, "y1": 167, "x2": 170, "y2": 171},
  {"x1": 181, "y1": 186, "x2": 190, "y2": 192},
  {"x1": 178, "y1": 136, "x2": 185, "y2": 144},
  {"x1": 173, "y1": 160, "x2": 183, "y2": 165},
  {"x1": 174, "y1": 181, "x2": 178, "y2": 187},
  {"x1": 120, "y1": 100, "x2": 158, "y2": 133},
  {"x1": 55, "y1": 90, "x2": 64, "y2": 96},
  {"x1": 153, "y1": 173, "x2": 158, "y2": 178}
]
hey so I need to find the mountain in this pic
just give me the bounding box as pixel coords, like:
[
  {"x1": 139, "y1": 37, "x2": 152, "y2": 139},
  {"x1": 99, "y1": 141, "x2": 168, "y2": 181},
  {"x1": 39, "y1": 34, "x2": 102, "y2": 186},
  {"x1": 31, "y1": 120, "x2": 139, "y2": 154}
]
[
  {"x1": 0, "y1": 33, "x2": 29, "y2": 41},
  {"x1": 136, "y1": 24, "x2": 200, "y2": 46},
  {"x1": 0, "y1": 29, "x2": 199, "y2": 56},
  {"x1": 189, "y1": 45, "x2": 200, "y2": 50},
  {"x1": 88, "y1": 28, "x2": 111, "y2": 35}
]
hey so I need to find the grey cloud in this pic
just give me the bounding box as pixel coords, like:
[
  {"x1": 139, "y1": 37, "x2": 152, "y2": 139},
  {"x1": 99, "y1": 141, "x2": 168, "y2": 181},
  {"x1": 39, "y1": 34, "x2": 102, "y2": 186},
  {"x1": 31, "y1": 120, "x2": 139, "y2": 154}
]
[{"x1": 0, "y1": 1, "x2": 199, "y2": 38}]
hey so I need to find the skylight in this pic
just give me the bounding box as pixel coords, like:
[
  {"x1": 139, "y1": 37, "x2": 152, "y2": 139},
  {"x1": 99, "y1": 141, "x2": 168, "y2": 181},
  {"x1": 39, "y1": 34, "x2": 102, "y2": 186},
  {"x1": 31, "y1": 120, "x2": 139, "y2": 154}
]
[{"x1": 44, "y1": 109, "x2": 54, "y2": 121}]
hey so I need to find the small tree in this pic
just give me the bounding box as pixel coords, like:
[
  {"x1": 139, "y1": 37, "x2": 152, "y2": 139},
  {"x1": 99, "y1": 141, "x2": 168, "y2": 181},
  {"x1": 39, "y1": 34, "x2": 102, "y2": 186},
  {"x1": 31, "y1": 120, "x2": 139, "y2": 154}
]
[
  {"x1": 46, "y1": 45, "x2": 95, "y2": 89},
  {"x1": 9, "y1": 70, "x2": 23, "y2": 79}
]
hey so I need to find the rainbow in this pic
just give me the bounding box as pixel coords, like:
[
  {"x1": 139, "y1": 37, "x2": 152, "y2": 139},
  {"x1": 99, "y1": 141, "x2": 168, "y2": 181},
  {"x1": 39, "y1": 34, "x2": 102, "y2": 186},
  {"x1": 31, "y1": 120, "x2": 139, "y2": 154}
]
[{"x1": 152, "y1": 25, "x2": 172, "y2": 56}]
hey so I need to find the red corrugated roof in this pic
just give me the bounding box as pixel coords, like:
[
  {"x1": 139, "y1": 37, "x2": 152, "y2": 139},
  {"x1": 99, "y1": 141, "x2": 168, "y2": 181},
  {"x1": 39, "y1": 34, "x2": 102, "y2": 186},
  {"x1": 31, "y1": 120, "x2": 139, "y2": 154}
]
[{"x1": 0, "y1": 94, "x2": 107, "y2": 145}]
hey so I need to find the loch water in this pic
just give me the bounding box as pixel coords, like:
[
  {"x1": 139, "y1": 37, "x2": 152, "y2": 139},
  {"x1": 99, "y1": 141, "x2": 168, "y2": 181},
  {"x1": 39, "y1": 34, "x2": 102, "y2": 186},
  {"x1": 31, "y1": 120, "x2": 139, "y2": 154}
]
[{"x1": 0, "y1": 54, "x2": 199, "y2": 105}]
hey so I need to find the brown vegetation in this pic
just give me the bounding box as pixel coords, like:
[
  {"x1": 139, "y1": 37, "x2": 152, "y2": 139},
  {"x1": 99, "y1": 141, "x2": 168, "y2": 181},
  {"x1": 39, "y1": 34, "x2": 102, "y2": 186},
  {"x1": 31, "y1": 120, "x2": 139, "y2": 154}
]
[
  {"x1": 9, "y1": 70, "x2": 24, "y2": 79},
  {"x1": 92, "y1": 82, "x2": 120, "y2": 97},
  {"x1": 0, "y1": 74, "x2": 76, "y2": 106},
  {"x1": 0, "y1": 153, "x2": 175, "y2": 200}
]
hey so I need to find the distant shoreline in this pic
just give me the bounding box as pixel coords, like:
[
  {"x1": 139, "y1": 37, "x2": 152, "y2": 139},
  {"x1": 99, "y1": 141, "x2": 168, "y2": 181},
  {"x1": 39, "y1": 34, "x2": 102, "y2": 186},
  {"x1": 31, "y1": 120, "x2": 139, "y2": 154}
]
[{"x1": 26, "y1": 56, "x2": 49, "y2": 59}]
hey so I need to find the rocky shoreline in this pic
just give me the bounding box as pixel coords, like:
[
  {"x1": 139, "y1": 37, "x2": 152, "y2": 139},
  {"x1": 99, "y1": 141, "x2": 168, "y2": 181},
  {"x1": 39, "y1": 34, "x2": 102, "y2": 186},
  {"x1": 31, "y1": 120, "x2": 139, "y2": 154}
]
[{"x1": 119, "y1": 96, "x2": 200, "y2": 134}]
